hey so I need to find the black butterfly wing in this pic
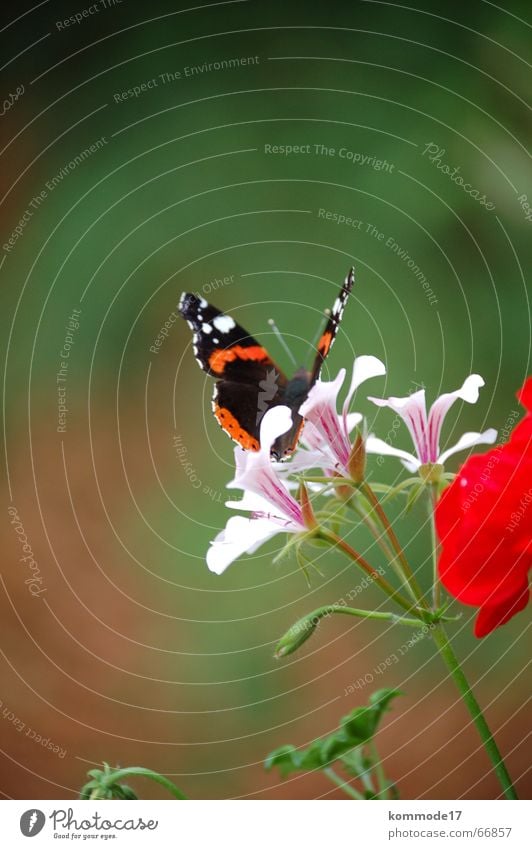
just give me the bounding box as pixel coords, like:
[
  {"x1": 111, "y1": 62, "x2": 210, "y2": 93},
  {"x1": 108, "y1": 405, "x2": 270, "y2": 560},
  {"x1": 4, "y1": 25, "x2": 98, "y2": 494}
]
[
  {"x1": 309, "y1": 267, "x2": 355, "y2": 382},
  {"x1": 178, "y1": 293, "x2": 288, "y2": 451},
  {"x1": 272, "y1": 268, "x2": 355, "y2": 458}
]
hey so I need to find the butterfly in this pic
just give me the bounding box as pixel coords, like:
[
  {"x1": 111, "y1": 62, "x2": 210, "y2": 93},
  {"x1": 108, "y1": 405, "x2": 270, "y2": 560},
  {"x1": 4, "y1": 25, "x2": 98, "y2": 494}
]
[{"x1": 178, "y1": 268, "x2": 354, "y2": 460}]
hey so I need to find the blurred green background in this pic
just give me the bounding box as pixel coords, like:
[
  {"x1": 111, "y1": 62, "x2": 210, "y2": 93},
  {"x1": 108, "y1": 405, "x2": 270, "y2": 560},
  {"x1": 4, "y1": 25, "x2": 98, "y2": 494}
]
[{"x1": 1, "y1": 0, "x2": 530, "y2": 799}]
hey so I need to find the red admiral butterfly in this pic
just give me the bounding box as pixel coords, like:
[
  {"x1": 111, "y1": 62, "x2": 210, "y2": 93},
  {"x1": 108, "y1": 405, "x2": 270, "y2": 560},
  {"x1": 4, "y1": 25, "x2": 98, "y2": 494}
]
[{"x1": 178, "y1": 268, "x2": 354, "y2": 459}]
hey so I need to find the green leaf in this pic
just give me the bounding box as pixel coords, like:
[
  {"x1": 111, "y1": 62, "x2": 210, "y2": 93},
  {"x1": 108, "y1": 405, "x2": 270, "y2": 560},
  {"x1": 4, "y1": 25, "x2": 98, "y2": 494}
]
[
  {"x1": 341, "y1": 689, "x2": 399, "y2": 743},
  {"x1": 264, "y1": 689, "x2": 401, "y2": 778},
  {"x1": 79, "y1": 764, "x2": 187, "y2": 800},
  {"x1": 340, "y1": 746, "x2": 369, "y2": 778},
  {"x1": 264, "y1": 745, "x2": 301, "y2": 778}
]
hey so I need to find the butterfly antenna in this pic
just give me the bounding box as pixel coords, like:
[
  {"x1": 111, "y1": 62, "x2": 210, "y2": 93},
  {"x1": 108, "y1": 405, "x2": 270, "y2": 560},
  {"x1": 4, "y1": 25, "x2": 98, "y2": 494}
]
[{"x1": 268, "y1": 318, "x2": 298, "y2": 366}]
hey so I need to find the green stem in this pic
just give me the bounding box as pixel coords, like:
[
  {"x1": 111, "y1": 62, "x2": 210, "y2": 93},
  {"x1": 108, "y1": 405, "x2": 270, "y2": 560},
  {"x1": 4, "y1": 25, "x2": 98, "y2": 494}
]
[
  {"x1": 322, "y1": 530, "x2": 417, "y2": 615},
  {"x1": 432, "y1": 626, "x2": 518, "y2": 800},
  {"x1": 347, "y1": 496, "x2": 419, "y2": 606},
  {"x1": 102, "y1": 767, "x2": 187, "y2": 800},
  {"x1": 361, "y1": 482, "x2": 427, "y2": 608},
  {"x1": 318, "y1": 605, "x2": 424, "y2": 629},
  {"x1": 369, "y1": 741, "x2": 389, "y2": 800},
  {"x1": 323, "y1": 767, "x2": 364, "y2": 799},
  {"x1": 428, "y1": 484, "x2": 441, "y2": 609}
]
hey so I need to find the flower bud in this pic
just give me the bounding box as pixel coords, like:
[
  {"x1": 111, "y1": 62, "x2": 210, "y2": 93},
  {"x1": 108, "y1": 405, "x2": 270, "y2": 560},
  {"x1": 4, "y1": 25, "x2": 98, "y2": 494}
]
[
  {"x1": 298, "y1": 481, "x2": 318, "y2": 529},
  {"x1": 275, "y1": 612, "x2": 321, "y2": 658},
  {"x1": 348, "y1": 432, "x2": 366, "y2": 483}
]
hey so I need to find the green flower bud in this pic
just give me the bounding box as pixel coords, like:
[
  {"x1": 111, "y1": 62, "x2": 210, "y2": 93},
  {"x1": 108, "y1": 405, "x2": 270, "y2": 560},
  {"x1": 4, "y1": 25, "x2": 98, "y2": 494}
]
[
  {"x1": 275, "y1": 611, "x2": 324, "y2": 658},
  {"x1": 348, "y1": 432, "x2": 366, "y2": 483}
]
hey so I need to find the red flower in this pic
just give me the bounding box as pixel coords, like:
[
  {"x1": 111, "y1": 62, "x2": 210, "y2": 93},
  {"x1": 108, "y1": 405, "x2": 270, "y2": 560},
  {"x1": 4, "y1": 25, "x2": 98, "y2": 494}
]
[{"x1": 436, "y1": 377, "x2": 532, "y2": 637}]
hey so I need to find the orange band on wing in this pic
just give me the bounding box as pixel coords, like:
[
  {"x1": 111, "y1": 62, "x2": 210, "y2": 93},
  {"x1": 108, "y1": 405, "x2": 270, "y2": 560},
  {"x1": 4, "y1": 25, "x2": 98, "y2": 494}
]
[
  {"x1": 213, "y1": 404, "x2": 260, "y2": 451},
  {"x1": 209, "y1": 345, "x2": 269, "y2": 375},
  {"x1": 318, "y1": 330, "x2": 333, "y2": 356}
]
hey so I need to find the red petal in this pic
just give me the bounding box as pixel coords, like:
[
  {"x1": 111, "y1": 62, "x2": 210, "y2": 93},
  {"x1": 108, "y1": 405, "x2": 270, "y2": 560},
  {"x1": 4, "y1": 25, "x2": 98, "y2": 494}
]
[
  {"x1": 517, "y1": 376, "x2": 532, "y2": 412},
  {"x1": 436, "y1": 380, "x2": 532, "y2": 636},
  {"x1": 474, "y1": 584, "x2": 530, "y2": 637}
]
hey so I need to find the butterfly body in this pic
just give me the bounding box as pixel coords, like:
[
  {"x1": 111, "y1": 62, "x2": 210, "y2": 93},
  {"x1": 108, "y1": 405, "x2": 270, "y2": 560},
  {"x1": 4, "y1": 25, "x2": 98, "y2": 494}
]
[{"x1": 178, "y1": 269, "x2": 354, "y2": 459}]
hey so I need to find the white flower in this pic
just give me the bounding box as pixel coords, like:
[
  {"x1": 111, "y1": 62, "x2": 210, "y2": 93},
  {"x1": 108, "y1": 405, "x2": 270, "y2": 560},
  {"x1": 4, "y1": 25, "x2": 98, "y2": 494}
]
[
  {"x1": 366, "y1": 374, "x2": 497, "y2": 472},
  {"x1": 206, "y1": 406, "x2": 307, "y2": 574},
  {"x1": 293, "y1": 355, "x2": 386, "y2": 476}
]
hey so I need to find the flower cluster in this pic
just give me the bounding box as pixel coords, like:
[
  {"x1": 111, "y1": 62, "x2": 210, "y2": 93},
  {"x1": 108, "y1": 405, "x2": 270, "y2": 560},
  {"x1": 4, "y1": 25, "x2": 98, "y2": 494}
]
[{"x1": 204, "y1": 355, "x2": 531, "y2": 638}]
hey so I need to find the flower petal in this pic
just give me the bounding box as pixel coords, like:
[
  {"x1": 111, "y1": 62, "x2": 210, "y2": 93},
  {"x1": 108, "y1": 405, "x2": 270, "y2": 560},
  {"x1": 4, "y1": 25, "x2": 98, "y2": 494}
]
[
  {"x1": 225, "y1": 490, "x2": 275, "y2": 513},
  {"x1": 368, "y1": 389, "x2": 430, "y2": 464},
  {"x1": 438, "y1": 428, "x2": 498, "y2": 466},
  {"x1": 230, "y1": 405, "x2": 292, "y2": 489},
  {"x1": 258, "y1": 404, "x2": 294, "y2": 457},
  {"x1": 299, "y1": 368, "x2": 346, "y2": 418},
  {"x1": 342, "y1": 355, "x2": 386, "y2": 422},
  {"x1": 206, "y1": 515, "x2": 281, "y2": 574},
  {"x1": 299, "y1": 369, "x2": 352, "y2": 470},
  {"x1": 365, "y1": 434, "x2": 420, "y2": 469},
  {"x1": 427, "y1": 374, "x2": 486, "y2": 461},
  {"x1": 345, "y1": 412, "x2": 363, "y2": 433},
  {"x1": 229, "y1": 406, "x2": 304, "y2": 528},
  {"x1": 474, "y1": 586, "x2": 530, "y2": 637}
]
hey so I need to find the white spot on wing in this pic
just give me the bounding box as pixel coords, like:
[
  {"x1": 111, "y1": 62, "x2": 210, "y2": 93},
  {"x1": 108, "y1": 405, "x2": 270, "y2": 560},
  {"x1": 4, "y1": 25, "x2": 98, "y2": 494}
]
[
  {"x1": 202, "y1": 323, "x2": 212, "y2": 334},
  {"x1": 199, "y1": 297, "x2": 208, "y2": 308},
  {"x1": 213, "y1": 315, "x2": 236, "y2": 334}
]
